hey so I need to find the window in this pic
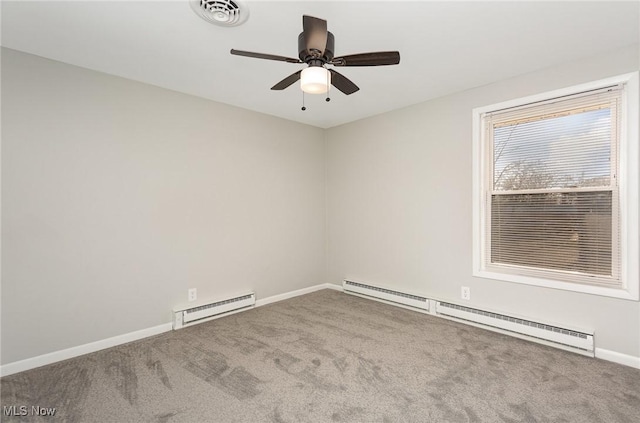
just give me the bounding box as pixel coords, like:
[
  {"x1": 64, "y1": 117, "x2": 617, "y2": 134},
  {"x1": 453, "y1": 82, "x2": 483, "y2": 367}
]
[{"x1": 473, "y1": 73, "x2": 639, "y2": 300}]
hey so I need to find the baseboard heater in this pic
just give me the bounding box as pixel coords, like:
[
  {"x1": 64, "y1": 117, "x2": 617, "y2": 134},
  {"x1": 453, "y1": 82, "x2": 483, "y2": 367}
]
[
  {"x1": 435, "y1": 301, "x2": 594, "y2": 356},
  {"x1": 343, "y1": 280, "x2": 430, "y2": 312},
  {"x1": 173, "y1": 292, "x2": 255, "y2": 329}
]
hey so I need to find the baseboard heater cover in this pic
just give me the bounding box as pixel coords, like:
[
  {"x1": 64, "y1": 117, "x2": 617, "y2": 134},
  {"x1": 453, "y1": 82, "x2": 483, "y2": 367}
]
[
  {"x1": 173, "y1": 292, "x2": 255, "y2": 329},
  {"x1": 343, "y1": 280, "x2": 430, "y2": 312},
  {"x1": 435, "y1": 301, "x2": 594, "y2": 356}
]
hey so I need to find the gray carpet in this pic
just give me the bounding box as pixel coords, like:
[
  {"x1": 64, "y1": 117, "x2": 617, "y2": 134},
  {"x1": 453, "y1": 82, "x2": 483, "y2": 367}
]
[{"x1": 1, "y1": 289, "x2": 639, "y2": 422}]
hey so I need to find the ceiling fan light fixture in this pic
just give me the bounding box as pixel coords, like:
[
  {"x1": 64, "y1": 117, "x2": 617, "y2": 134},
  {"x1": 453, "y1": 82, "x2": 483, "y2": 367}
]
[
  {"x1": 230, "y1": 15, "x2": 399, "y2": 97},
  {"x1": 300, "y1": 66, "x2": 330, "y2": 94}
]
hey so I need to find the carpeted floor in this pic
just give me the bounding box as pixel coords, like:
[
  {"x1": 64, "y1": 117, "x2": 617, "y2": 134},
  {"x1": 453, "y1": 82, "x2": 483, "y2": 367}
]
[{"x1": 1, "y1": 289, "x2": 639, "y2": 422}]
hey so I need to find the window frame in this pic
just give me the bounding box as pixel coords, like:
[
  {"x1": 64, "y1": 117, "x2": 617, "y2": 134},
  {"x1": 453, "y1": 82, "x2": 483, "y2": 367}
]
[{"x1": 472, "y1": 72, "x2": 639, "y2": 300}]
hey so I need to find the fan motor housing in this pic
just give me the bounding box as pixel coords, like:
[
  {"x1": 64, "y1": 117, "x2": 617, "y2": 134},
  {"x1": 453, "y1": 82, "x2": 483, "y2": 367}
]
[{"x1": 299, "y1": 32, "x2": 334, "y2": 62}]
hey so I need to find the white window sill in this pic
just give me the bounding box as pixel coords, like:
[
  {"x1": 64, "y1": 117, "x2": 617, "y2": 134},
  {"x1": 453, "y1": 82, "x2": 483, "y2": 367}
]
[{"x1": 473, "y1": 268, "x2": 639, "y2": 300}]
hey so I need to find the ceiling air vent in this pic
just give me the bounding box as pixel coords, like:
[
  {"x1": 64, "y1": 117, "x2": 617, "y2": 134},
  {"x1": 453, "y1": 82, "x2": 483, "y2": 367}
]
[{"x1": 190, "y1": 0, "x2": 249, "y2": 27}]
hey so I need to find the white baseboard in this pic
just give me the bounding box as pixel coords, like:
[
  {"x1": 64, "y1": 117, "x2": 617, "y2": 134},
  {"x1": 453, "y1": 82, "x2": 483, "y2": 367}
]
[
  {"x1": 255, "y1": 283, "x2": 338, "y2": 307},
  {"x1": 595, "y1": 348, "x2": 640, "y2": 369},
  {"x1": 0, "y1": 323, "x2": 172, "y2": 378},
  {"x1": 5, "y1": 283, "x2": 634, "y2": 377},
  {"x1": 0, "y1": 284, "x2": 339, "y2": 377},
  {"x1": 324, "y1": 283, "x2": 343, "y2": 291}
]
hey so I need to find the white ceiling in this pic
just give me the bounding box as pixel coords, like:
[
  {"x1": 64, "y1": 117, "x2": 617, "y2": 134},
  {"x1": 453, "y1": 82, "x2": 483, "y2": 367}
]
[{"x1": 1, "y1": 1, "x2": 638, "y2": 128}]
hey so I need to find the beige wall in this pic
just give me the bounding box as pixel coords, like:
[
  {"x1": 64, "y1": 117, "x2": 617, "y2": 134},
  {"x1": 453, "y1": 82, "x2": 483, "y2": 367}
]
[
  {"x1": 326, "y1": 45, "x2": 640, "y2": 357},
  {"x1": 1, "y1": 48, "x2": 326, "y2": 364}
]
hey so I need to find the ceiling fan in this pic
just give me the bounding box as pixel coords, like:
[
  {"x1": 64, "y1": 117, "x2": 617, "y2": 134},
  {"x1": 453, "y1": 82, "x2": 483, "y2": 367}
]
[{"x1": 230, "y1": 15, "x2": 400, "y2": 97}]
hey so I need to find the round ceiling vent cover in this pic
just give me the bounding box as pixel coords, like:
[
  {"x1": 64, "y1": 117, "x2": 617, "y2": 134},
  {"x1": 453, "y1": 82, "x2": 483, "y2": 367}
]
[{"x1": 190, "y1": 0, "x2": 249, "y2": 27}]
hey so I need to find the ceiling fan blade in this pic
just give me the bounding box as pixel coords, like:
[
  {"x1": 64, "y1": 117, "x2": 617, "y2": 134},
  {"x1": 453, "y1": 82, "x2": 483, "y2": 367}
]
[
  {"x1": 302, "y1": 15, "x2": 328, "y2": 57},
  {"x1": 271, "y1": 70, "x2": 302, "y2": 90},
  {"x1": 230, "y1": 49, "x2": 301, "y2": 64},
  {"x1": 328, "y1": 69, "x2": 359, "y2": 95},
  {"x1": 331, "y1": 51, "x2": 400, "y2": 67}
]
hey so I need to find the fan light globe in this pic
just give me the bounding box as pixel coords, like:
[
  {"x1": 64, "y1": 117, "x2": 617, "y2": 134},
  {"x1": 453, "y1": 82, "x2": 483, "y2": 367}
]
[{"x1": 300, "y1": 67, "x2": 330, "y2": 94}]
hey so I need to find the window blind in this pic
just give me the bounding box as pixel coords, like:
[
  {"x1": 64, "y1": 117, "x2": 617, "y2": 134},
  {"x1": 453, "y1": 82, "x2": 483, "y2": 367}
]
[{"x1": 484, "y1": 86, "x2": 622, "y2": 287}]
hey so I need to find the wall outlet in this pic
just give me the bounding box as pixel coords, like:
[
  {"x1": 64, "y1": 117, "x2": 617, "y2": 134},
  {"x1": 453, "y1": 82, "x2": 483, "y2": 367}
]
[
  {"x1": 461, "y1": 286, "x2": 471, "y2": 301},
  {"x1": 188, "y1": 288, "x2": 197, "y2": 302}
]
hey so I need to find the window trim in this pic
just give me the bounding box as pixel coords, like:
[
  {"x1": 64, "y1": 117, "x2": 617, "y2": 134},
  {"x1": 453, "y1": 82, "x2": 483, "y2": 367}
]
[{"x1": 472, "y1": 72, "x2": 639, "y2": 300}]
